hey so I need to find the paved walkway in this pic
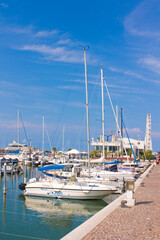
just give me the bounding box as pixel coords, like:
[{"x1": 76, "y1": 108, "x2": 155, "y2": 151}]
[{"x1": 82, "y1": 165, "x2": 160, "y2": 240}]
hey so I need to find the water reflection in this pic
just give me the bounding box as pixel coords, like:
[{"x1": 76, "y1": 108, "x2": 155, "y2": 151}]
[
  {"x1": 23, "y1": 196, "x2": 106, "y2": 216},
  {"x1": 21, "y1": 196, "x2": 106, "y2": 230},
  {"x1": 3, "y1": 195, "x2": 6, "y2": 225}
]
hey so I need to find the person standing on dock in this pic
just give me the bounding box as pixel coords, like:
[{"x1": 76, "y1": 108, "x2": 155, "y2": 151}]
[{"x1": 156, "y1": 155, "x2": 159, "y2": 164}]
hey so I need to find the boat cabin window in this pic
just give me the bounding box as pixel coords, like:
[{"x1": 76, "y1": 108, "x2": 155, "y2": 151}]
[{"x1": 62, "y1": 165, "x2": 73, "y2": 172}]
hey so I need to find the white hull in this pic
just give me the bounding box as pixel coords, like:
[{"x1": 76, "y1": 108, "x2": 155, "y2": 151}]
[
  {"x1": 24, "y1": 178, "x2": 116, "y2": 200},
  {"x1": 82, "y1": 169, "x2": 139, "y2": 181}
]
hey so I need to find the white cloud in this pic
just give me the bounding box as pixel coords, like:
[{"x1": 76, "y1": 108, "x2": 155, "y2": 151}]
[
  {"x1": 127, "y1": 128, "x2": 140, "y2": 133},
  {"x1": 139, "y1": 57, "x2": 160, "y2": 74},
  {"x1": 20, "y1": 44, "x2": 84, "y2": 64},
  {"x1": 124, "y1": 0, "x2": 160, "y2": 38},
  {"x1": 34, "y1": 30, "x2": 58, "y2": 37},
  {"x1": 0, "y1": 21, "x2": 97, "y2": 65},
  {"x1": 0, "y1": 3, "x2": 8, "y2": 8},
  {"x1": 152, "y1": 131, "x2": 160, "y2": 138},
  {"x1": 109, "y1": 66, "x2": 145, "y2": 80},
  {"x1": 8, "y1": 25, "x2": 33, "y2": 35},
  {"x1": 0, "y1": 120, "x2": 41, "y2": 130},
  {"x1": 57, "y1": 85, "x2": 83, "y2": 90},
  {"x1": 57, "y1": 39, "x2": 72, "y2": 45}
]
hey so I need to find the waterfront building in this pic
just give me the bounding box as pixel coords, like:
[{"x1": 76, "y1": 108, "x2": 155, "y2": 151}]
[{"x1": 91, "y1": 135, "x2": 145, "y2": 156}]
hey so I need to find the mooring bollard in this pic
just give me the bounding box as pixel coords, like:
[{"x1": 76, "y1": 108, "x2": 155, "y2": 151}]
[
  {"x1": 3, "y1": 163, "x2": 7, "y2": 195},
  {"x1": 125, "y1": 178, "x2": 136, "y2": 207}
]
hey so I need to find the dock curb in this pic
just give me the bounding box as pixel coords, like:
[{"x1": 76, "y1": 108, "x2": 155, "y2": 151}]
[{"x1": 61, "y1": 164, "x2": 153, "y2": 240}]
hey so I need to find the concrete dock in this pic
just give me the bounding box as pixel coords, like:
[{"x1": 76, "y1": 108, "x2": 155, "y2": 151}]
[
  {"x1": 62, "y1": 164, "x2": 160, "y2": 240},
  {"x1": 82, "y1": 165, "x2": 160, "y2": 240}
]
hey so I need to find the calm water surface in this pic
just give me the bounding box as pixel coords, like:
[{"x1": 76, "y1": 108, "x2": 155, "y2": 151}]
[{"x1": 0, "y1": 167, "x2": 111, "y2": 240}]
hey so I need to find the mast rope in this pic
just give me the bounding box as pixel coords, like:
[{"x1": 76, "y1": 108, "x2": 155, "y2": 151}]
[{"x1": 104, "y1": 80, "x2": 128, "y2": 158}]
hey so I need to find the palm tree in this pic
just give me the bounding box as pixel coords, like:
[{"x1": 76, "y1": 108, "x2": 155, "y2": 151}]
[
  {"x1": 127, "y1": 149, "x2": 132, "y2": 157},
  {"x1": 90, "y1": 150, "x2": 101, "y2": 158},
  {"x1": 104, "y1": 150, "x2": 108, "y2": 158},
  {"x1": 52, "y1": 147, "x2": 57, "y2": 158}
]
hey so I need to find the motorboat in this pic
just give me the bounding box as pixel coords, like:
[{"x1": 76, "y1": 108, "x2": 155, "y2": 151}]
[
  {"x1": 38, "y1": 164, "x2": 123, "y2": 193},
  {"x1": 20, "y1": 176, "x2": 116, "y2": 200}
]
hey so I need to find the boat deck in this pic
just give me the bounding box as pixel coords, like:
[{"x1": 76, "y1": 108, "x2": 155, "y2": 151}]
[{"x1": 82, "y1": 164, "x2": 160, "y2": 240}]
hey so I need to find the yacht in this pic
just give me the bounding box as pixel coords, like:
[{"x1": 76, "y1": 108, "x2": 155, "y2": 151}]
[
  {"x1": 5, "y1": 140, "x2": 29, "y2": 153},
  {"x1": 22, "y1": 176, "x2": 116, "y2": 200}
]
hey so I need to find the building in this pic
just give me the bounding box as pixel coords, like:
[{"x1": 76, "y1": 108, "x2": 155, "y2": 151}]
[{"x1": 91, "y1": 135, "x2": 145, "y2": 156}]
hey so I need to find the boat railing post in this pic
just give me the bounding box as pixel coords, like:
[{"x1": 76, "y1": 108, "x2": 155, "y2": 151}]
[
  {"x1": 32, "y1": 156, "x2": 33, "y2": 170},
  {"x1": 23, "y1": 155, "x2": 27, "y2": 183},
  {"x1": 24, "y1": 163, "x2": 27, "y2": 184},
  {"x1": 23, "y1": 157, "x2": 25, "y2": 174},
  {"x1": 0, "y1": 158, "x2": 2, "y2": 176},
  {"x1": 3, "y1": 163, "x2": 7, "y2": 195},
  {"x1": 32, "y1": 157, "x2": 34, "y2": 177},
  {"x1": 40, "y1": 160, "x2": 43, "y2": 177},
  {"x1": 11, "y1": 158, "x2": 13, "y2": 175}
]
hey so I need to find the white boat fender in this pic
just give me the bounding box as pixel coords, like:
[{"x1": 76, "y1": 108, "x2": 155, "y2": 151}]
[{"x1": 82, "y1": 190, "x2": 89, "y2": 193}]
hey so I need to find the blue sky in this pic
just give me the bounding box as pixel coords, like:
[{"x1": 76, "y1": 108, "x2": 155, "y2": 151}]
[{"x1": 0, "y1": 0, "x2": 160, "y2": 151}]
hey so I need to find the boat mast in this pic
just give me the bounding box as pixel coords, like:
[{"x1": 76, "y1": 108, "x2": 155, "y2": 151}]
[
  {"x1": 101, "y1": 67, "x2": 105, "y2": 160},
  {"x1": 84, "y1": 49, "x2": 90, "y2": 176},
  {"x1": 17, "y1": 108, "x2": 20, "y2": 148},
  {"x1": 42, "y1": 116, "x2": 44, "y2": 166},
  {"x1": 62, "y1": 126, "x2": 65, "y2": 153},
  {"x1": 116, "y1": 105, "x2": 118, "y2": 158},
  {"x1": 121, "y1": 107, "x2": 123, "y2": 154}
]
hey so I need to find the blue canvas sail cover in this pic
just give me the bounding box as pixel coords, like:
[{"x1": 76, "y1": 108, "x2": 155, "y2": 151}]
[
  {"x1": 104, "y1": 159, "x2": 119, "y2": 165},
  {"x1": 38, "y1": 164, "x2": 66, "y2": 171},
  {"x1": 6, "y1": 150, "x2": 19, "y2": 154}
]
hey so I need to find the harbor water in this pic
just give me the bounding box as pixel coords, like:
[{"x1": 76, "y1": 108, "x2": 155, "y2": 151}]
[{"x1": 0, "y1": 167, "x2": 118, "y2": 240}]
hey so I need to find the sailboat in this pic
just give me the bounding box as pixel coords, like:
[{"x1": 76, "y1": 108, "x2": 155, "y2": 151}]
[
  {"x1": 81, "y1": 67, "x2": 139, "y2": 181},
  {"x1": 20, "y1": 50, "x2": 116, "y2": 200}
]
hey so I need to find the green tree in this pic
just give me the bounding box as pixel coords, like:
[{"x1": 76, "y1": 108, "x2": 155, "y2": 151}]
[
  {"x1": 139, "y1": 151, "x2": 144, "y2": 159},
  {"x1": 144, "y1": 150, "x2": 154, "y2": 161},
  {"x1": 104, "y1": 150, "x2": 108, "y2": 158},
  {"x1": 90, "y1": 150, "x2": 101, "y2": 158},
  {"x1": 127, "y1": 149, "x2": 132, "y2": 157}
]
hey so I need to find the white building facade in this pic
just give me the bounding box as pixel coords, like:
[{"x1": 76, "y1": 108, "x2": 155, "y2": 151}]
[{"x1": 91, "y1": 135, "x2": 145, "y2": 156}]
